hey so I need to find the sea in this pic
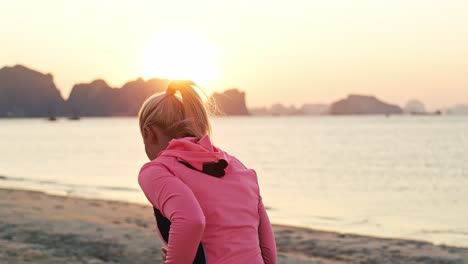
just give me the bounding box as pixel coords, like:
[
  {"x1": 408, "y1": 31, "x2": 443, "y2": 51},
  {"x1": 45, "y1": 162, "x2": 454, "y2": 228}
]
[{"x1": 0, "y1": 116, "x2": 467, "y2": 247}]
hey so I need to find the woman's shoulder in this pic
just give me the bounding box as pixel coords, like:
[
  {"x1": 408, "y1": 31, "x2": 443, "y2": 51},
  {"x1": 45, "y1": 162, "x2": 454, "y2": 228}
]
[
  {"x1": 223, "y1": 152, "x2": 255, "y2": 172},
  {"x1": 138, "y1": 158, "x2": 175, "y2": 181}
]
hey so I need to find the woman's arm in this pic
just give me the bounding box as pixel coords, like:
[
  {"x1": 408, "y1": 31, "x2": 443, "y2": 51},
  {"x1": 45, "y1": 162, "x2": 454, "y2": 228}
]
[
  {"x1": 138, "y1": 164, "x2": 205, "y2": 264},
  {"x1": 258, "y1": 196, "x2": 277, "y2": 264}
]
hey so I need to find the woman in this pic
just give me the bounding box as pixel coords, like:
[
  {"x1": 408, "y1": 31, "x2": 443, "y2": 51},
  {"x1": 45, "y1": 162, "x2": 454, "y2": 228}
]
[{"x1": 137, "y1": 80, "x2": 277, "y2": 263}]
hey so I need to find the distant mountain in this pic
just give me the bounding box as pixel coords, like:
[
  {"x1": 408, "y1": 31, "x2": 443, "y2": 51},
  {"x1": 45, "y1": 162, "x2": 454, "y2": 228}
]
[
  {"x1": 269, "y1": 103, "x2": 303, "y2": 115},
  {"x1": 0, "y1": 65, "x2": 249, "y2": 117},
  {"x1": 404, "y1": 99, "x2": 426, "y2": 114},
  {"x1": 301, "y1": 104, "x2": 329, "y2": 115},
  {"x1": 68, "y1": 78, "x2": 168, "y2": 116},
  {"x1": 0, "y1": 65, "x2": 66, "y2": 117},
  {"x1": 250, "y1": 103, "x2": 328, "y2": 116},
  {"x1": 329, "y1": 94, "x2": 403, "y2": 115},
  {"x1": 116, "y1": 78, "x2": 169, "y2": 115},
  {"x1": 67, "y1": 80, "x2": 116, "y2": 116},
  {"x1": 449, "y1": 104, "x2": 468, "y2": 115},
  {"x1": 211, "y1": 89, "x2": 249, "y2": 115}
]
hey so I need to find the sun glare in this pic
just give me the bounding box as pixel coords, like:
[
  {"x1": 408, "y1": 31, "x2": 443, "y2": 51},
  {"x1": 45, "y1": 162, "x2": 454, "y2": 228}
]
[{"x1": 140, "y1": 31, "x2": 218, "y2": 86}]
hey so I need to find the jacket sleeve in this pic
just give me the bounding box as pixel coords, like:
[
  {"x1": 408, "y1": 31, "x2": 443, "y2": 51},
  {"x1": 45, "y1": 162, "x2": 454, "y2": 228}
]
[
  {"x1": 258, "y1": 196, "x2": 277, "y2": 264},
  {"x1": 138, "y1": 164, "x2": 205, "y2": 264}
]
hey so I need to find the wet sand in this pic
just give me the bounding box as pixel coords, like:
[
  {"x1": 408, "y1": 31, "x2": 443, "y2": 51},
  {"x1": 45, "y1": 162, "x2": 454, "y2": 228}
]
[{"x1": 0, "y1": 188, "x2": 466, "y2": 264}]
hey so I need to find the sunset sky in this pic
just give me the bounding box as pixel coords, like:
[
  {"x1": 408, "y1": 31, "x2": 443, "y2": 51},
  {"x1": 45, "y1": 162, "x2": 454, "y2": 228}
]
[{"x1": 1, "y1": 0, "x2": 468, "y2": 109}]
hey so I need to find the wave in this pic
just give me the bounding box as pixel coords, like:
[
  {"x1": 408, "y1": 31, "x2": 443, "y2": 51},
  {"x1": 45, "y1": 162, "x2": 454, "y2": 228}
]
[
  {"x1": 96, "y1": 186, "x2": 139, "y2": 192},
  {"x1": 0, "y1": 175, "x2": 25, "y2": 181},
  {"x1": 420, "y1": 229, "x2": 468, "y2": 236},
  {"x1": 0, "y1": 174, "x2": 139, "y2": 193}
]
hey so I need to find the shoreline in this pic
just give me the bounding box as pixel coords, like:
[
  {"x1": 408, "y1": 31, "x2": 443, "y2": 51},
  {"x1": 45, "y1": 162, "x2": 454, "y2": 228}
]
[
  {"x1": 2, "y1": 184, "x2": 465, "y2": 249},
  {"x1": 1, "y1": 187, "x2": 467, "y2": 263}
]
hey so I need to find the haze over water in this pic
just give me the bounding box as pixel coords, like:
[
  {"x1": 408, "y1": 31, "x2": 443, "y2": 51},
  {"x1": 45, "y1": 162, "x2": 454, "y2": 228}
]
[{"x1": 1, "y1": 116, "x2": 467, "y2": 247}]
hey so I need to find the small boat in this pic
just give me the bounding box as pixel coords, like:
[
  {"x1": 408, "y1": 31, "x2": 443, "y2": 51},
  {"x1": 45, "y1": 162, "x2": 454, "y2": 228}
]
[
  {"x1": 68, "y1": 108, "x2": 81, "y2": 120},
  {"x1": 47, "y1": 105, "x2": 57, "y2": 121}
]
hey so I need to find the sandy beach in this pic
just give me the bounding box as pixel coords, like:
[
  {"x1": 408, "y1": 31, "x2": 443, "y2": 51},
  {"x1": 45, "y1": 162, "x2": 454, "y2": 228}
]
[{"x1": 0, "y1": 188, "x2": 466, "y2": 264}]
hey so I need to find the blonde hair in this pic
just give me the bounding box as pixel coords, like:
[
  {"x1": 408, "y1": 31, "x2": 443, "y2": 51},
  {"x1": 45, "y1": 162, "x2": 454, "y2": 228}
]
[{"x1": 138, "y1": 80, "x2": 211, "y2": 139}]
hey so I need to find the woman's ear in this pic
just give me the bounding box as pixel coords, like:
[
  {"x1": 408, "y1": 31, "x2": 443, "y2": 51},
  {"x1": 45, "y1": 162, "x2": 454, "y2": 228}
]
[{"x1": 143, "y1": 126, "x2": 158, "y2": 144}]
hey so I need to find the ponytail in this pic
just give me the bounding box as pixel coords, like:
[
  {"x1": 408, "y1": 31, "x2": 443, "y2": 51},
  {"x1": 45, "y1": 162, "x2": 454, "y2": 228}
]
[{"x1": 138, "y1": 80, "x2": 212, "y2": 139}]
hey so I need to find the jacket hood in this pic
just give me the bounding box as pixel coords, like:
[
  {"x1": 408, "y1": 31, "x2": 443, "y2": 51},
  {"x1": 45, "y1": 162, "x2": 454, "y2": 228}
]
[{"x1": 157, "y1": 135, "x2": 230, "y2": 172}]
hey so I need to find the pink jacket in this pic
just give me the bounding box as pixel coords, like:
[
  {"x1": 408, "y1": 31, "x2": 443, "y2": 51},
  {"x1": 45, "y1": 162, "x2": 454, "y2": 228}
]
[{"x1": 138, "y1": 136, "x2": 277, "y2": 263}]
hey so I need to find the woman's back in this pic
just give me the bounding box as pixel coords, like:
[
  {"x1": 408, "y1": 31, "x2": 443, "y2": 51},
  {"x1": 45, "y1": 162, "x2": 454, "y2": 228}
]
[{"x1": 139, "y1": 136, "x2": 275, "y2": 263}]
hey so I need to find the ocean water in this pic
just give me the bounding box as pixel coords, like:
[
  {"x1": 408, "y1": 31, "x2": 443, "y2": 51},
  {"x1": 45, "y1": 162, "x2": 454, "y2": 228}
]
[{"x1": 0, "y1": 116, "x2": 467, "y2": 247}]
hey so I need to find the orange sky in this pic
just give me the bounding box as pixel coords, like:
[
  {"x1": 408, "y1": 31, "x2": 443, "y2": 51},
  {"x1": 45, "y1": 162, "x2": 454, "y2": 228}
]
[{"x1": 1, "y1": 0, "x2": 468, "y2": 110}]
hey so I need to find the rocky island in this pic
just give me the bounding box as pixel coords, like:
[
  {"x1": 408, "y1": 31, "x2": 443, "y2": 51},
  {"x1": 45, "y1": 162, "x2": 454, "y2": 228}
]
[
  {"x1": 329, "y1": 94, "x2": 403, "y2": 115},
  {"x1": 0, "y1": 65, "x2": 249, "y2": 118}
]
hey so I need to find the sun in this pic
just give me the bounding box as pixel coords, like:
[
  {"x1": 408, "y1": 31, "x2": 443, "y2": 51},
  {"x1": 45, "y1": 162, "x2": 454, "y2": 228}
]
[{"x1": 140, "y1": 31, "x2": 218, "y2": 86}]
